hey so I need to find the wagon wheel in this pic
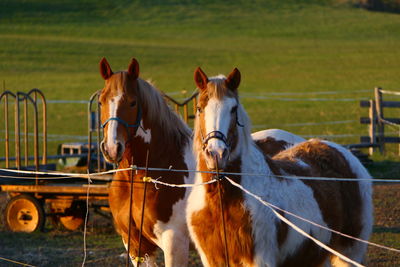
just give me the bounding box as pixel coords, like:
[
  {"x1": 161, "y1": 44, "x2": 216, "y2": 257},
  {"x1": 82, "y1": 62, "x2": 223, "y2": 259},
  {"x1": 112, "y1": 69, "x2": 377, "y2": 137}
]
[
  {"x1": 4, "y1": 194, "x2": 45, "y2": 233},
  {"x1": 53, "y1": 201, "x2": 86, "y2": 231}
]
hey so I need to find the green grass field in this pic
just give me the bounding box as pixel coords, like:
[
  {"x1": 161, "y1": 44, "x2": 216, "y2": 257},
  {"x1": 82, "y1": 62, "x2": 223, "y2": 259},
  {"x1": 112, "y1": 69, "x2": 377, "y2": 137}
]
[
  {"x1": 1, "y1": 0, "x2": 400, "y2": 159},
  {"x1": 0, "y1": 1, "x2": 400, "y2": 265}
]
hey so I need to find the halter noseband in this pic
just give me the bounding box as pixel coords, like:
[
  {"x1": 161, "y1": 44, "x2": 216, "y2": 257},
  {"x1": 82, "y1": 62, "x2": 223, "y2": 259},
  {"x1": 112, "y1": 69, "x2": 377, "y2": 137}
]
[
  {"x1": 202, "y1": 130, "x2": 229, "y2": 150},
  {"x1": 101, "y1": 104, "x2": 142, "y2": 132}
]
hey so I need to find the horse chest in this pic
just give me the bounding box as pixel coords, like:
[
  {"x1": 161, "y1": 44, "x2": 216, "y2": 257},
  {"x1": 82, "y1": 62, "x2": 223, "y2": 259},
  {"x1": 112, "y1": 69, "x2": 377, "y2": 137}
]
[{"x1": 190, "y1": 183, "x2": 255, "y2": 266}]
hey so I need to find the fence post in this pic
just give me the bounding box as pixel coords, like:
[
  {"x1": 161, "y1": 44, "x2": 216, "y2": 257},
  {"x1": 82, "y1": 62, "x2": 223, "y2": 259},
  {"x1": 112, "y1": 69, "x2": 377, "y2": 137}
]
[
  {"x1": 374, "y1": 87, "x2": 385, "y2": 154},
  {"x1": 368, "y1": 100, "x2": 376, "y2": 156},
  {"x1": 14, "y1": 95, "x2": 21, "y2": 169},
  {"x1": 183, "y1": 104, "x2": 188, "y2": 123}
]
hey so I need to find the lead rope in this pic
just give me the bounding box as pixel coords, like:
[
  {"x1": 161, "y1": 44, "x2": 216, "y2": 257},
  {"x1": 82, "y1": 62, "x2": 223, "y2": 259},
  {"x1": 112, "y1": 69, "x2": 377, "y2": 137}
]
[
  {"x1": 126, "y1": 156, "x2": 135, "y2": 267},
  {"x1": 137, "y1": 150, "x2": 150, "y2": 267},
  {"x1": 215, "y1": 157, "x2": 230, "y2": 267}
]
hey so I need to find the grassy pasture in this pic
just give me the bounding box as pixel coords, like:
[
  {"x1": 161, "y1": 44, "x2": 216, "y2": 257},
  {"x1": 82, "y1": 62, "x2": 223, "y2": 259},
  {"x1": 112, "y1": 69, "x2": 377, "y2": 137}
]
[
  {"x1": 0, "y1": 0, "x2": 400, "y2": 265},
  {"x1": 1, "y1": 0, "x2": 400, "y2": 159}
]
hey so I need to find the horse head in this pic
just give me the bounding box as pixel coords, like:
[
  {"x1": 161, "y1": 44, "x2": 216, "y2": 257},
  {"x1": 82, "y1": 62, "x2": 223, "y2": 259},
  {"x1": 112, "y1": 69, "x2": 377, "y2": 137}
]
[
  {"x1": 98, "y1": 57, "x2": 141, "y2": 163},
  {"x1": 194, "y1": 67, "x2": 246, "y2": 170}
]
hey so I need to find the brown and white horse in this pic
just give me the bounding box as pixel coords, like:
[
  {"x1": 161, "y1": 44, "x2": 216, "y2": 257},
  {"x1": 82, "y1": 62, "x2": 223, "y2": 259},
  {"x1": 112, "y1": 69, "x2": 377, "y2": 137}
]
[
  {"x1": 187, "y1": 67, "x2": 373, "y2": 267},
  {"x1": 99, "y1": 57, "x2": 194, "y2": 266}
]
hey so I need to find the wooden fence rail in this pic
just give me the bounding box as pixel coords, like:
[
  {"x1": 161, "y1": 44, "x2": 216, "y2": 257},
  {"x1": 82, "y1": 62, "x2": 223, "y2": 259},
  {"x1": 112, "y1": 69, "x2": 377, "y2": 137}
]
[{"x1": 359, "y1": 87, "x2": 400, "y2": 155}]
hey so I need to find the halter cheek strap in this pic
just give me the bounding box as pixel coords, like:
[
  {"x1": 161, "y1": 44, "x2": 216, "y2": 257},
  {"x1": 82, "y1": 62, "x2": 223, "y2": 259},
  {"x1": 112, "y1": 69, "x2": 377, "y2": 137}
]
[{"x1": 101, "y1": 104, "x2": 142, "y2": 131}]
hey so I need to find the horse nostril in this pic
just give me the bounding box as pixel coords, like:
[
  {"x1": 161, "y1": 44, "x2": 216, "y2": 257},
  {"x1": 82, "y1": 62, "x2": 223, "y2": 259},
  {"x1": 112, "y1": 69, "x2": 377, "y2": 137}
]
[
  {"x1": 100, "y1": 141, "x2": 106, "y2": 153},
  {"x1": 116, "y1": 142, "x2": 123, "y2": 156},
  {"x1": 222, "y1": 149, "x2": 228, "y2": 159}
]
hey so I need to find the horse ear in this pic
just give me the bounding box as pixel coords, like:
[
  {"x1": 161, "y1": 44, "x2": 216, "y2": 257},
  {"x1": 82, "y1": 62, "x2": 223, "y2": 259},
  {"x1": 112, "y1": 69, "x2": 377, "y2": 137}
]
[
  {"x1": 99, "y1": 57, "x2": 113, "y2": 80},
  {"x1": 225, "y1": 68, "x2": 241, "y2": 92},
  {"x1": 194, "y1": 67, "x2": 209, "y2": 91},
  {"x1": 127, "y1": 58, "x2": 140, "y2": 80}
]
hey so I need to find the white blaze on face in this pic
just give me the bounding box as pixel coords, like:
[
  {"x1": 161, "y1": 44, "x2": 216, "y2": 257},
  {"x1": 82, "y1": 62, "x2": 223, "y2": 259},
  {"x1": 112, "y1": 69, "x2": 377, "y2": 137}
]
[
  {"x1": 106, "y1": 93, "x2": 123, "y2": 150},
  {"x1": 204, "y1": 97, "x2": 236, "y2": 153}
]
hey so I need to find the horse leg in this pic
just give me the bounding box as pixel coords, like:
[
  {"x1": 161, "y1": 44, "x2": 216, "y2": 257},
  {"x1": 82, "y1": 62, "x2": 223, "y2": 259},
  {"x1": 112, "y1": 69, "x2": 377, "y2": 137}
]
[
  {"x1": 122, "y1": 230, "x2": 158, "y2": 267},
  {"x1": 160, "y1": 228, "x2": 189, "y2": 267}
]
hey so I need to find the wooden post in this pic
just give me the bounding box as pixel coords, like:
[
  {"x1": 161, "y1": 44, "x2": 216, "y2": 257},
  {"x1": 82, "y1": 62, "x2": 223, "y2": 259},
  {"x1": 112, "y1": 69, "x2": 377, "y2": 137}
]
[
  {"x1": 183, "y1": 104, "x2": 188, "y2": 123},
  {"x1": 369, "y1": 100, "x2": 376, "y2": 156},
  {"x1": 374, "y1": 87, "x2": 385, "y2": 154}
]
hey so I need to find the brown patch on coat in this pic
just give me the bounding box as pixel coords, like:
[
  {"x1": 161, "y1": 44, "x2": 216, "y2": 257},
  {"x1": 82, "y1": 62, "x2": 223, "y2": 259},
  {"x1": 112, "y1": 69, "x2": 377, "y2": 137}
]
[
  {"x1": 272, "y1": 139, "x2": 363, "y2": 264},
  {"x1": 255, "y1": 137, "x2": 291, "y2": 157},
  {"x1": 190, "y1": 157, "x2": 255, "y2": 266}
]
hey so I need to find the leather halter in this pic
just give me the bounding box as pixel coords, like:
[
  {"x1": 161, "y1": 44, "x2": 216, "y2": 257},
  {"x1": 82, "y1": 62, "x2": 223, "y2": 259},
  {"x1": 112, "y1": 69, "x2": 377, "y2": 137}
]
[
  {"x1": 202, "y1": 130, "x2": 229, "y2": 150},
  {"x1": 101, "y1": 104, "x2": 142, "y2": 130}
]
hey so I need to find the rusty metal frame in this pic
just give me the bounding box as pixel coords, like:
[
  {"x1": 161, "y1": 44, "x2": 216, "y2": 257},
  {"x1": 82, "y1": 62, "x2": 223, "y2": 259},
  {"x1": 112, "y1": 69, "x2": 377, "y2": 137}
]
[
  {"x1": 88, "y1": 90, "x2": 104, "y2": 172},
  {"x1": 162, "y1": 91, "x2": 198, "y2": 123},
  {"x1": 0, "y1": 89, "x2": 47, "y2": 173}
]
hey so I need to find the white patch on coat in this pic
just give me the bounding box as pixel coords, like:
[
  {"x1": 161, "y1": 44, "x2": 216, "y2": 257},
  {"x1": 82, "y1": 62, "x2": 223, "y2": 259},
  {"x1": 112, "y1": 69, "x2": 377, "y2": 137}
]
[
  {"x1": 135, "y1": 120, "x2": 152, "y2": 143},
  {"x1": 239, "y1": 143, "x2": 331, "y2": 266},
  {"x1": 251, "y1": 129, "x2": 306, "y2": 147},
  {"x1": 152, "y1": 142, "x2": 195, "y2": 267},
  {"x1": 186, "y1": 147, "x2": 211, "y2": 267},
  {"x1": 322, "y1": 140, "x2": 373, "y2": 262}
]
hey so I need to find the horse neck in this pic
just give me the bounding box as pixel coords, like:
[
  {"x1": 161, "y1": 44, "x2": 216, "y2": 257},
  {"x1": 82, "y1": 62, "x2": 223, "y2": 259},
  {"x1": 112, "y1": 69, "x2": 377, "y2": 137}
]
[{"x1": 119, "y1": 116, "x2": 192, "y2": 171}]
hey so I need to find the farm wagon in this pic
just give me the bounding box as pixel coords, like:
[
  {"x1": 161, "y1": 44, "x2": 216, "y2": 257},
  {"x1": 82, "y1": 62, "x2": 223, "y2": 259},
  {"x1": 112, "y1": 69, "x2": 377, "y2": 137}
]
[{"x1": 0, "y1": 88, "x2": 197, "y2": 233}]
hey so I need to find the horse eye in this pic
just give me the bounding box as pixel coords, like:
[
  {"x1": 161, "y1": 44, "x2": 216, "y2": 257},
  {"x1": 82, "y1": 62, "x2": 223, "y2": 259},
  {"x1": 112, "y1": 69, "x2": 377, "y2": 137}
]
[
  {"x1": 231, "y1": 106, "x2": 238, "y2": 114},
  {"x1": 197, "y1": 107, "x2": 203, "y2": 113},
  {"x1": 130, "y1": 101, "x2": 136, "y2": 107}
]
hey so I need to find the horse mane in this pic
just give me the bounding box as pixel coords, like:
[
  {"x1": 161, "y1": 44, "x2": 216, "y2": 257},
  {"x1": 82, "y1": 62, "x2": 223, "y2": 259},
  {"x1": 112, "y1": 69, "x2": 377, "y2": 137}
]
[
  {"x1": 193, "y1": 75, "x2": 253, "y2": 155},
  {"x1": 135, "y1": 77, "x2": 192, "y2": 147}
]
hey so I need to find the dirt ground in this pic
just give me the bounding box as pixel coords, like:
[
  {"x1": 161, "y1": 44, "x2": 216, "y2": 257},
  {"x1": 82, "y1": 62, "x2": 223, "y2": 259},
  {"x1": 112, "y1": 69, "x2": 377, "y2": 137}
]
[{"x1": 0, "y1": 183, "x2": 399, "y2": 266}]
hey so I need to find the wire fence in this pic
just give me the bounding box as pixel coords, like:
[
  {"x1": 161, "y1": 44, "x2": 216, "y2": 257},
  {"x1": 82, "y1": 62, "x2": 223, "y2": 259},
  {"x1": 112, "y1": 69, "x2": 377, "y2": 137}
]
[
  {"x1": 1, "y1": 88, "x2": 399, "y2": 266},
  {"x1": 1, "y1": 165, "x2": 400, "y2": 267}
]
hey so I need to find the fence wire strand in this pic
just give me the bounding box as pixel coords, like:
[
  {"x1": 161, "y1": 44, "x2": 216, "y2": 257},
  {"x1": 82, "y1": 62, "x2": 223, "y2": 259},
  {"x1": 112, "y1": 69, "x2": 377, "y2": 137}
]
[
  {"x1": 2, "y1": 166, "x2": 400, "y2": 183},
  {"x1": 0, "y1": 256, "x2": 36, "y2": 267}
]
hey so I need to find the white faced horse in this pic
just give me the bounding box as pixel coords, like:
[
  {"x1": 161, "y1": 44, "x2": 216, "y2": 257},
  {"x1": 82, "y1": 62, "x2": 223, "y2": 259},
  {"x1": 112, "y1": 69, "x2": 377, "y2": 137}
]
[{"x1": 187, "y1": 67, "x2": 373, "y2": 267}]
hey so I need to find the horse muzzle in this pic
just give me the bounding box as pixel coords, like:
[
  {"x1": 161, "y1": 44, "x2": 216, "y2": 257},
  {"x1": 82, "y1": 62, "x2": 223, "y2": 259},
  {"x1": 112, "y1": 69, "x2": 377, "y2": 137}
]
[
  {"x1": 100, "y1": 140, "x2": 124, "y2": 164},
  {"x1": 203, "y1": 145, "x2": 229, "y2": 171}
]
